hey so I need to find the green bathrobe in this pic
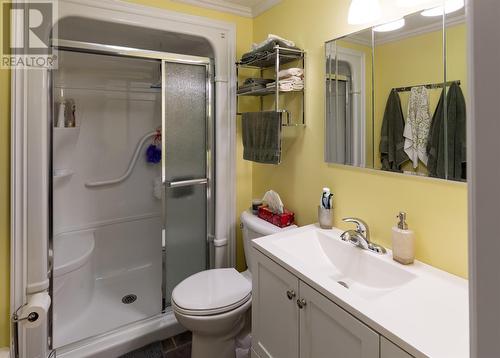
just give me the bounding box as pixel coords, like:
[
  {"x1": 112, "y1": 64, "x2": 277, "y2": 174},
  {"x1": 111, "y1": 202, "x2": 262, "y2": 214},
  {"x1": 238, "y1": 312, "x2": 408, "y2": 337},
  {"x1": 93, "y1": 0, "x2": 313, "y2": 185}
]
[
  {"x1": 426, "y1": 82, "x2": 466, "y2": 181},
  {"x1": 380, "y1": 89, "x2": 409, "y2": 172}
]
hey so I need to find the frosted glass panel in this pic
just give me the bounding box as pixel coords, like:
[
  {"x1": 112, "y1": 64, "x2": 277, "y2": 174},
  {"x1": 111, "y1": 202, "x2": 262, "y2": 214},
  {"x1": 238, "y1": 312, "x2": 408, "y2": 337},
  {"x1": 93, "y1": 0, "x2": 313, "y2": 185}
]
[{"x1": 164, "y1": 61, "x2": 208, "y2": 304}]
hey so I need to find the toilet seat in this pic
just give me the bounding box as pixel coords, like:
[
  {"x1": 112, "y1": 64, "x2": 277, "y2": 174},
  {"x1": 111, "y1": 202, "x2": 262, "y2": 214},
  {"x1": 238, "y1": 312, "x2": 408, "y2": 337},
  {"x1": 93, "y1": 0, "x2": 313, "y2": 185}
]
[{"x1": 172, "y1": 268, "x2": 251, "y2": 316}]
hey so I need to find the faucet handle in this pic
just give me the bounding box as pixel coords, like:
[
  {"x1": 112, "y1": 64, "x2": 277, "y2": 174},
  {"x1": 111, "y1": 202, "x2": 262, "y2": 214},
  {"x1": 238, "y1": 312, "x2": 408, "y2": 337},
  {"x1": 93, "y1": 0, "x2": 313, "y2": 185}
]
[{"x1": 342, "y1": 217, "x2": 370, "y2": 240}]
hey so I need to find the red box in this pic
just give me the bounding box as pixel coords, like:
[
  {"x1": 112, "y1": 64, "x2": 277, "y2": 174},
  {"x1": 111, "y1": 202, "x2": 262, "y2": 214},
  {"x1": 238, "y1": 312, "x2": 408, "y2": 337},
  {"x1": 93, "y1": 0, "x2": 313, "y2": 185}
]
[{"x1": 258, "y1": 206, "x2": 295, "y2": 228}]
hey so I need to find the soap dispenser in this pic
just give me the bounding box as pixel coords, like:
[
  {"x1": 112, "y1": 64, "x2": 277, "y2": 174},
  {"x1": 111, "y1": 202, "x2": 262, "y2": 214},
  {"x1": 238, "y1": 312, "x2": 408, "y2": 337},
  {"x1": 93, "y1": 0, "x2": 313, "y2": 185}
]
[{"x1": 391, "y1": 212, "x2": 415, "y2": 265}]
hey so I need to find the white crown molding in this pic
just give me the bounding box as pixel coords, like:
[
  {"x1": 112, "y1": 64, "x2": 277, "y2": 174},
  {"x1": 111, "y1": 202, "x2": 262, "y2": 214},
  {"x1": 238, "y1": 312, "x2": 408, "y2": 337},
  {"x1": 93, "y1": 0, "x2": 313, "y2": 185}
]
[
  {"x1": 172, "y1": 0, "x2": 281, "y2": 18},
  {"x1": 252, "y1": 0, "x2": 281, "y2": 17}
]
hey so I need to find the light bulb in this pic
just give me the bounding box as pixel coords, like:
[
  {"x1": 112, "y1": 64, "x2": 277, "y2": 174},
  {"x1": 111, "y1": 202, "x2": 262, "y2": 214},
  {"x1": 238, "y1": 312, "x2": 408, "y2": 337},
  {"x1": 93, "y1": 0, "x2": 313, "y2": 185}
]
[
  {"x1": 421, "y1": 0, "x2": 464, "y2": 17},
  {"x1": 348, "y1": 0, "x2": 382, "y2": 25},
  {"x1": 373, "y1": 18, "x2": 406, "y2": 32}
]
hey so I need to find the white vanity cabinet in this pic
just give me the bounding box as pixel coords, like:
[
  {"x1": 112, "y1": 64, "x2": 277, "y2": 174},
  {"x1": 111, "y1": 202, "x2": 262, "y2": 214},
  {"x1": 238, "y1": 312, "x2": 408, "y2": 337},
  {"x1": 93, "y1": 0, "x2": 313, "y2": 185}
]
[
  {"x1": 252, "y1": 250, "x2": 300, "y2": 358},
  {"x1": 252, "y1": 249, "x2": 414, "y2": 358}
]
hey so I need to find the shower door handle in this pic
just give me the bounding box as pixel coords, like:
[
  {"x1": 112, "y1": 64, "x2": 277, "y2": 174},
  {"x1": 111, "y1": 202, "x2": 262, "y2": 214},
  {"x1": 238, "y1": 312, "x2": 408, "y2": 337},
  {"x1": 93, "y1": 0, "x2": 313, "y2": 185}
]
[{"x1": 166, "y1": 178, "x2": 208, "y2": 188}]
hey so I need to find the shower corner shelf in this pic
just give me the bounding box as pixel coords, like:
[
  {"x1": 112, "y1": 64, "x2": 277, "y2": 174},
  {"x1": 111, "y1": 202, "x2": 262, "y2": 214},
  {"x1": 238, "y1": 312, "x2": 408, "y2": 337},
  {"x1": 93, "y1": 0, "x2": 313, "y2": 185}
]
[{"x1": 236, "y1": 45, "x2": 306, "y2": 127}]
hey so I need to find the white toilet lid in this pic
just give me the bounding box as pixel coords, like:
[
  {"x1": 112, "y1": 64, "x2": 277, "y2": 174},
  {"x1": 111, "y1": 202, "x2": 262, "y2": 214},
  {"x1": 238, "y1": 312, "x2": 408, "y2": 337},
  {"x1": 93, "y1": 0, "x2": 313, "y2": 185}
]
[{"x1": 172, "y1": 268, "x2": 251, "y2": 316}]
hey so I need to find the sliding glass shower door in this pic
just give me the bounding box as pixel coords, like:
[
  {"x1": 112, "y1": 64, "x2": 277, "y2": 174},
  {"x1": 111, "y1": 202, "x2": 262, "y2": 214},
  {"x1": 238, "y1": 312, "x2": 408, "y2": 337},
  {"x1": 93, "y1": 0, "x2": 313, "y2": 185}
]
[{"x1": 162, "y1": 59, "x2": 214, "y2": 306}]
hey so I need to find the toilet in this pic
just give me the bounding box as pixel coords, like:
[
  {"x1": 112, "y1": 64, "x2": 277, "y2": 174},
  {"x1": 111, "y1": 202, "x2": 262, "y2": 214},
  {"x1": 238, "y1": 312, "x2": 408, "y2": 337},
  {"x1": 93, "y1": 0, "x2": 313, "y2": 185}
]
[{"x1": 171, "y1": 211, "x2": 296, "y2": 358}]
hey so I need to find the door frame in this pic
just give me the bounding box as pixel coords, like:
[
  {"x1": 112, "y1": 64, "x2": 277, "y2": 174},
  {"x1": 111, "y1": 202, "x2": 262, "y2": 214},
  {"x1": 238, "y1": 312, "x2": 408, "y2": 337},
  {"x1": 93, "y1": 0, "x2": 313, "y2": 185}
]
[{"x1": 10, "y1": 0, "x2": 237, "y2": 356}]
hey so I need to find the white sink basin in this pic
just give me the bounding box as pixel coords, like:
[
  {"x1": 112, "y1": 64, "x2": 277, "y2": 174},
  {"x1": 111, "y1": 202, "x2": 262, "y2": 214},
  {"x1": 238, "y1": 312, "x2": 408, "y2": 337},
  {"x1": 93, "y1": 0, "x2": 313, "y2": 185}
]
[{"x1": 267, "y1": 227, "x2": 416, "y2": 299}]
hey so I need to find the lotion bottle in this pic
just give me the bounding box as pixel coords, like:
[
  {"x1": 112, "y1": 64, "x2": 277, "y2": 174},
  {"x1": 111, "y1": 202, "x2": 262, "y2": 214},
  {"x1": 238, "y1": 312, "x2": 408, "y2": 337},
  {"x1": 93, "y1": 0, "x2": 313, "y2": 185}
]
[{"x1": 391, "y1": 212, "x2": 415, "y2": 265}]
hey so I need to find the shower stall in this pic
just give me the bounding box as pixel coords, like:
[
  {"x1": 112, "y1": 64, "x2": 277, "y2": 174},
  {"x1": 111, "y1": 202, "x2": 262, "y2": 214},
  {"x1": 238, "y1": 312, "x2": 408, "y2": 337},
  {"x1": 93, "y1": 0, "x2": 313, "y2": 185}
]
[
  {"x1": 51, "y1": 38, "x2": 214, "y2": 348},
  {"x1": 11, "y1": 2, "x2": 236, "y2": 357}
]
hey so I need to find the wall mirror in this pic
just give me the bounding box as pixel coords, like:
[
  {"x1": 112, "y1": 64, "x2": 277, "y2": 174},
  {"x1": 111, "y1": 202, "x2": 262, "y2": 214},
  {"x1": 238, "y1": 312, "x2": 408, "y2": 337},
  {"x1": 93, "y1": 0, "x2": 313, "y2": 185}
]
[{"x1": 325, "y1": 5, "x2": 467, "y2": 181}]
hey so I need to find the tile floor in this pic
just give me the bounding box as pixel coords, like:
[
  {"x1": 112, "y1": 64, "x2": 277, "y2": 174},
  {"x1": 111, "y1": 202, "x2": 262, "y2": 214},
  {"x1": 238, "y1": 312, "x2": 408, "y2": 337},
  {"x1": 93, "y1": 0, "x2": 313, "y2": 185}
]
[{"x1": 162, "y1": 331, "x2": 192, "y2": 358}]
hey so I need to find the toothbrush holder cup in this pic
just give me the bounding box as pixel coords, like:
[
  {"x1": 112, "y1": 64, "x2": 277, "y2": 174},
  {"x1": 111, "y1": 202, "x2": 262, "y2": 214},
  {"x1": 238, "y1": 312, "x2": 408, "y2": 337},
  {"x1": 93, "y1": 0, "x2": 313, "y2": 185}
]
[{"x1": 318, "y1": 206, "x2": 334, "y2": 229}]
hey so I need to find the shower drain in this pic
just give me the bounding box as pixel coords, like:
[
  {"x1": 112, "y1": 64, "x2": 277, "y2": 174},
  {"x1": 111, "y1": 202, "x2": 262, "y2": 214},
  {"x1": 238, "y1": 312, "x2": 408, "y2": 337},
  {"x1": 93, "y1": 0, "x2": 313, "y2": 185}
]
[{"x1": 122, "y1": 294, "x2": 137, "y2": 304}]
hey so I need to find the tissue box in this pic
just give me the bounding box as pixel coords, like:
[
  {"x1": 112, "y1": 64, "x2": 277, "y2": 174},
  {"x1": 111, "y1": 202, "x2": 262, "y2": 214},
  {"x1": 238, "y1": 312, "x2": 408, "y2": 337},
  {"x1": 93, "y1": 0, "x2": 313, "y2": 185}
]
[{"x1": 258, "y1": 206, "x2": 295, "y2": 228}]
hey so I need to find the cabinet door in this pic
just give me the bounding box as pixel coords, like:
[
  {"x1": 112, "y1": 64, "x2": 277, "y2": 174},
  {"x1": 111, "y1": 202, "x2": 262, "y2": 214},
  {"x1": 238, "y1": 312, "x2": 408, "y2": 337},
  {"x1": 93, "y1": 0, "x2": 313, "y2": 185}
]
[
  {"x1": 380, "y1": 337, "x2": 414, "y2": 358},
  {"x1": 299, "y1": 282, "x2": 379, "y2": 358},
  {"x1": 252, "y1": 249, "x2": 300, "y2": 358}
]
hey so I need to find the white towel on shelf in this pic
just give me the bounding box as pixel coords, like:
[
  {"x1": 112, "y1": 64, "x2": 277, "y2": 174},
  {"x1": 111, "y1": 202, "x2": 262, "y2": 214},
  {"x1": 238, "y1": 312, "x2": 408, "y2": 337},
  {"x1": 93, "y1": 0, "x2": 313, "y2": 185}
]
[
  {"x1": 252, "y1": 34, "x2": 295, "y2": 50},
  {"x1": 266, "y1": 75, "x2": 303, "y2": 91},
  {"x1": 403, "y1": 86, "x2": 431, "y2": 168},
  {"x1": 278, "y1": 68, "x2": 304, "y2": 79}
]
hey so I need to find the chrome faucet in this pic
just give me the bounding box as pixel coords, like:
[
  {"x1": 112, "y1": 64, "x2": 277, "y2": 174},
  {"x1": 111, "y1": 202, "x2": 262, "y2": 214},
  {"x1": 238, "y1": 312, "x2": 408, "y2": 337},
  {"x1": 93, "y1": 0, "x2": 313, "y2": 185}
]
[{"x1": 340, "y1": 218, "x2": 386, "y2": 254}]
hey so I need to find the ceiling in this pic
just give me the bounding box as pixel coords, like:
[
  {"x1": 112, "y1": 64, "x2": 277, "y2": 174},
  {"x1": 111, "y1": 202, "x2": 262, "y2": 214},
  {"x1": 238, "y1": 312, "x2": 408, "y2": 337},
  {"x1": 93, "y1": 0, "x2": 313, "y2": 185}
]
[{"x1": 172, "y1": 0, "x2": 282, "y2": 18}]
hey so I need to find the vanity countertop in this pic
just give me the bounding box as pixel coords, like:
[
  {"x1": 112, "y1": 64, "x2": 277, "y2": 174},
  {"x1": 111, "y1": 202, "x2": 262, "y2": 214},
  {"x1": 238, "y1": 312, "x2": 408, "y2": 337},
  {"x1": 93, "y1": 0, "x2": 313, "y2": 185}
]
[{"x1": 252, "y1": 224, "x2": 469, "y2": 358}]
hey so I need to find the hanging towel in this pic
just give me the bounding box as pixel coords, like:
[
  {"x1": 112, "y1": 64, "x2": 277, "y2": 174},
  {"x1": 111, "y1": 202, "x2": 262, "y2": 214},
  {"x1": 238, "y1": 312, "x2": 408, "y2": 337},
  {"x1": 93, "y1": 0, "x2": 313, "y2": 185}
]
[
  {"x1": 403, "y1": 86, "x2": 431, "y2": 168},
  {"x1": 242, "y1": 111, "x2": 282, "y2": 164},
  {"x1": 427, "y1": 82, "x2": 466, "y2": 180},
  {"x1": 380, "y1": 90, "x2": 409, "y2": 172}
]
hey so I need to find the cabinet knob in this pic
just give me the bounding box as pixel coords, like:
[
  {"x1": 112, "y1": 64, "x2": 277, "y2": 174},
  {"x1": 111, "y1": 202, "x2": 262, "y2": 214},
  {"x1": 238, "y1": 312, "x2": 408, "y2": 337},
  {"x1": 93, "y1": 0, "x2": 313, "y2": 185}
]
[
  {"x1": 286, "y1": 290, "x2": 296, "y2": 300},
  {"x1": 297, "y1": 298, "x2": 307, "y2": 309}
]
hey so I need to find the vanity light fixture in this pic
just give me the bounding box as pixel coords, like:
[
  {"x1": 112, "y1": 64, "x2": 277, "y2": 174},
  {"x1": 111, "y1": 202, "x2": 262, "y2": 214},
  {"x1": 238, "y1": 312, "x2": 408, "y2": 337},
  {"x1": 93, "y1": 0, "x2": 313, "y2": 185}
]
[
  {"x1": 373, "y1": 18, "x2": 405, "y2": 32},
  {"x1": 421, "y1": 0, "x2": 464, "y2": 17},
  {"x1": 348, "y1": 0, "x2": 382, "y2": 25}
]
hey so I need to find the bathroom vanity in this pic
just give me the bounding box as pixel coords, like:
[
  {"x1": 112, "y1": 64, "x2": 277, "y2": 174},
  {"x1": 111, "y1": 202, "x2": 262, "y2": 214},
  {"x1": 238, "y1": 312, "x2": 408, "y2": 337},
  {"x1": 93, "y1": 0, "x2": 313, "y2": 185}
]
[{"x1": 250, "y1": 225, "x2": 468, "y2": 358}]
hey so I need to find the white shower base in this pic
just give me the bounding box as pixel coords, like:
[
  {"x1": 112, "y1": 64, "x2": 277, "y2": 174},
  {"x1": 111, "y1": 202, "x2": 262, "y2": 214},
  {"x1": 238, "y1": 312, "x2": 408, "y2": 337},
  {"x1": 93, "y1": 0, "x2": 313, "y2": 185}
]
[{"x1": 54, "y1": 263, "x2": 162, "y2": 348}]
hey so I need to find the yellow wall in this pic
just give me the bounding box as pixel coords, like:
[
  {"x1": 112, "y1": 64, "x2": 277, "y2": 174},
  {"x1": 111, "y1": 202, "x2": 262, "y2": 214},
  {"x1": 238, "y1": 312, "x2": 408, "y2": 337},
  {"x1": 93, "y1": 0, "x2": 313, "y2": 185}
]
[
  {"x1": 373, "y1": 23, "x2": 467, "y2": 174},
  {"x1": 252, "y1": 0, "x2": 467, "y2": 278}
]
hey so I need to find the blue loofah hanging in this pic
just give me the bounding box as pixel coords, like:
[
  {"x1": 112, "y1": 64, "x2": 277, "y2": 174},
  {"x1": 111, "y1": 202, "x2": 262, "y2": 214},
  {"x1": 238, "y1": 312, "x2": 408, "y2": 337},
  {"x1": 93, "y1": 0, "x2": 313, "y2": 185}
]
[{"x1": 146, "y1": 128, "x2": 162, "y2": 164}]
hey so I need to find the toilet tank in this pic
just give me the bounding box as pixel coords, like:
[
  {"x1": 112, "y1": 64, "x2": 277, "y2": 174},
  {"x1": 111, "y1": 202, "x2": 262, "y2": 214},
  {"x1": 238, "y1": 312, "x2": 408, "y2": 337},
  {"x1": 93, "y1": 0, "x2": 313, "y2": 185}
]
[{"x1": 241, "y1": 211, "x2": 296, "y2": 273}]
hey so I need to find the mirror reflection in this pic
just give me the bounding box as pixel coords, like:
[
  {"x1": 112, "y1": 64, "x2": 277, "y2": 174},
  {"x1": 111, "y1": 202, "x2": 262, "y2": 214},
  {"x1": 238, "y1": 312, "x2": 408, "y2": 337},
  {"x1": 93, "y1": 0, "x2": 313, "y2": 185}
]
[{"x1": 325, "y1": 7, "x2": 467, "y2": 182}]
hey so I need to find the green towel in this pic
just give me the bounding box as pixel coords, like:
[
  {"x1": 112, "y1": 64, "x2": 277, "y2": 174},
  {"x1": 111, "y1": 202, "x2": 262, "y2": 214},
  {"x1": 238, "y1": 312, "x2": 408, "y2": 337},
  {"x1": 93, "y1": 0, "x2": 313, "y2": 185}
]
[
  {"x1": 380, "y1": 90, "x2": 408, "y2": 172},
  {"x1": 242, "y1": 111, "x2": 282, "y2": 164},
  {"x1": 426, "y1": 82, "x2": 466, "y2": 181}
]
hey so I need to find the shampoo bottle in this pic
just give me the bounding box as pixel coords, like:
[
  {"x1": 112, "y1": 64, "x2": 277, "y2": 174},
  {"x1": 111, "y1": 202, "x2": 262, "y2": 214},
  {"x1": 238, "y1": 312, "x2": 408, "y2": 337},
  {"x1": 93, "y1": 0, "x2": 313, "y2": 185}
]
[{"x1": 391, "y1": 212, "x2": 415, "y2": 265}]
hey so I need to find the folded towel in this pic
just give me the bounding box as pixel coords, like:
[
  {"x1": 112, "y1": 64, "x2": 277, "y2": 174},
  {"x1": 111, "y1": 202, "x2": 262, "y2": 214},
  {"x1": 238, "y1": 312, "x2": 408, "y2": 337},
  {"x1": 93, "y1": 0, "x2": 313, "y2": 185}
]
[
  {"x1": 240, "y1": 40, "x2": 301, "y2": 67},
  {"x1": 237, "y1": 83, "x2": 267, "y2": 94},
  {"x1": 242, "y1": 111, "x2": 282, "y2": 164},
  {"x1": 278, "y1": 68, "x2": 304, "y2": 79},
  {"x1": 266, "y1": 82, "x2": 303, "y2": 91},
  {"x1": 242, "y1": 77, "x2": 274, "y2": 86},
  {"x1": 252, "y1": 34, "x2": 295, "y2": 51},
  {"x1": 266, "y1": 76, "x2": 304, "y2": 91}
]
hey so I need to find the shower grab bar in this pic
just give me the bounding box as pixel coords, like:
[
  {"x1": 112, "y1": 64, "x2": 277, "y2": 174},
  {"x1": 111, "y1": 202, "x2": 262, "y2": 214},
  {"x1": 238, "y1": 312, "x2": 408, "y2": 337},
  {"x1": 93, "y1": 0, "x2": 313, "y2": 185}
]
[
  {"x1": 85, "y1": 131, "x2": 157, "y2": 188},
  {"x1": 166, "y1": 178, "x2": 208, "y2": 188}
]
